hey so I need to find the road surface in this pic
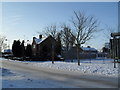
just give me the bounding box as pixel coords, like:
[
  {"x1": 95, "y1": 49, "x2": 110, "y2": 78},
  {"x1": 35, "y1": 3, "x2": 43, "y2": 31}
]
[{"x1": 1, "y1": 59, "x2": 118, "y2": 88}]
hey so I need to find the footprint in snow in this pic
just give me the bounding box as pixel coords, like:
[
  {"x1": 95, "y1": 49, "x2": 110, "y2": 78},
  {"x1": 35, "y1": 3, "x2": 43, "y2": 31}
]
[
  {"x1": 93, "y1": 69, "x2": 98, "y2": 73},
  {"x1": 27, "y1": 78, "x2": 33, "y2": 82},
  {"x1": 9, "y1": 84, "x2": 13, "y2": 87}
]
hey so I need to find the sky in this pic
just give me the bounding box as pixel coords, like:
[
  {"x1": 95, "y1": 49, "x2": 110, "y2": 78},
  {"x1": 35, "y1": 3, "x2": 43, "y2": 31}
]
[{"x1": 1, "y1": 2, "x2": 118, "y2": 50}]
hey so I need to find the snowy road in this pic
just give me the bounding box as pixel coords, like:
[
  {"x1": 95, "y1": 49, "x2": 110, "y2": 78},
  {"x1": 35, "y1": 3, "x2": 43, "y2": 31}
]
[{"x1": 1, "y1": 59, "x2": 118, "y2": 88}]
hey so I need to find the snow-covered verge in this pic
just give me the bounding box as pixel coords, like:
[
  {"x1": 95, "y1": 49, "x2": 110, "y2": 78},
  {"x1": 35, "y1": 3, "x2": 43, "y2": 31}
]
[
  {"x1": 5, "y1": 58, "x2": 119, "y2": 77},
  {"x1": 31, "y1": 61, "x2": 118, "y2": 77},
  {"x1": 1, "y1": 68, "x2": 74, "y2": 88}
]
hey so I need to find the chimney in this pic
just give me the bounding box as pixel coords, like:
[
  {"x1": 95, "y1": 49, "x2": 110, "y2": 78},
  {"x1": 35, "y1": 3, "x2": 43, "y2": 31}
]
[
  {"x1": 87, "y1": 46, "x2": 91, "y2": 48},
  {"x1": 33, "y1": 37, "x2": 36, "y2": 40},
  {"x1": 39, "y1": 35, "x2": 42, "y2": 39}
]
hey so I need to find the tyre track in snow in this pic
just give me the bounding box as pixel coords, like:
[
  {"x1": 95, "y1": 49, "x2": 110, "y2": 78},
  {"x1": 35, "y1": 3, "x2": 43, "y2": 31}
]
[{"x1": 1, "y1": 59, "x2": 118, "y2": 88}]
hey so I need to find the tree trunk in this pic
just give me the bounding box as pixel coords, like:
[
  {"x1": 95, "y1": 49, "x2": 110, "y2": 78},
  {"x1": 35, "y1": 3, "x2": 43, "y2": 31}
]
[
  {"x1": 52, "y1": 42, "x2": 54, "y2": 64},
  {"x1": 0, "y1": 47, "x2": 1, "y2": 57},
  {"x1": 76, "y1": 44, "x2": 80, "y2": 66}
]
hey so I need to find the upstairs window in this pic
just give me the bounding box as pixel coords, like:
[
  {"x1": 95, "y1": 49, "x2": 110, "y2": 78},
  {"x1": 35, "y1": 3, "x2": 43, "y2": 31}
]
[{"x1": 33, "y1": 45, "x2": 36, "y2": 48}]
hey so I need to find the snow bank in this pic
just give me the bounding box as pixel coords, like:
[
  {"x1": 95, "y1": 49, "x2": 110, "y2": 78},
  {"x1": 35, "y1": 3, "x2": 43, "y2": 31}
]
[
  {"x1": 31, "y1": 61, "x2": 118, "y2": 77},
  {"x1": 2, "y1": 58, "x2": 119, "y2": 77}
]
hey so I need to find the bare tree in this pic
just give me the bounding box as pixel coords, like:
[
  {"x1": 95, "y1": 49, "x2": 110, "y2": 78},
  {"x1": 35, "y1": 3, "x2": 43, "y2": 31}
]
[
  {"x1": 71, "y1": 11, "x2": 99, "y2": 66},
  {"x1": 56, "y1": 31, "x2": 62, "y2": 54},
  {"x1": 118, "y1": 25, "x2": 120, "y2": 32},
  {"x1": 0, "y1": 35, "x2": 7, "y2": 53},
  {"x1": 61, "y1": 24, "x2": 75, "y2": 51},
  {"x1": 68, "y1": 30, "x2": 76, "y2": 49},
  {"x1": 104, "y1": 25, "x2": 117, "y2": 41},
  {"x1": 42, "y1": 24, "x2": 60, "y2": 64},
  {"x1": 43, "y1": 24, "x2": 58, "y2": 39}
]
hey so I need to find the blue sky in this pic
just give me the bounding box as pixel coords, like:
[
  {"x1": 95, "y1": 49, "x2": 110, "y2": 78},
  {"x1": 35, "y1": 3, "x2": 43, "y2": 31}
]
[{"x1": 1, "y1": 2, "x2": 118, "y2": 50}]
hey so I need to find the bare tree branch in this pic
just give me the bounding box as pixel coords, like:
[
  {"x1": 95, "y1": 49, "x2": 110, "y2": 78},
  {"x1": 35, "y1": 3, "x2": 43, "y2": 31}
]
[
  {"x1": 71, "y1": 11, "x2": 98, "y2": 45},
  {"x1": 43, "y1": 24, "x2": 58, "y2": 39},
  {"x1": 61, "y1": 24, "x2": 75, "y2": 51},
  {"x1": 0, "y1": 35, "x2": 7, "y2": 52},
  {"x1": 71, "y1": 11, "x2": 99, "y2": 65},
  {"x1": 103, "y1": 25, "x2": 117, "y2": 40}
]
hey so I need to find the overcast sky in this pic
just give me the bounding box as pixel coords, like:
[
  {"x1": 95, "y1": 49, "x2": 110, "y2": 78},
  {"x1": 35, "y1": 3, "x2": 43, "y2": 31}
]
[{"x1": 1, "y1": 2, "x2": 118, "y2": 50}]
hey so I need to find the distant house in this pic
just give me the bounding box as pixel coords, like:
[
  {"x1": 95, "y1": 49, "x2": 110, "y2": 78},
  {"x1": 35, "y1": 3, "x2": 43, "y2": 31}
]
[
  {"x1": 61, "y1": 46, "x2": 98, "y2": 60},
  {"x1": 101, "y1": 43, "x2": 110, "y2": 58},
  {"x1": 2, "y1": 49, "x2": 13, "y2": 58},
  {"x1": 4, "y1": 49, "x2": 12, "y2": 54},
  {"x1": 80, "y1": 46, "x2": 98, "y2": 53},
  {"x1": 32, "y1": 35, "x2": 61, "y2": 60}
]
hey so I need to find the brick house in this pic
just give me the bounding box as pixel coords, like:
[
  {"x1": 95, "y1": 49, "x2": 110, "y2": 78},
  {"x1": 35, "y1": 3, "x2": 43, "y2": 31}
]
[{"x1": 32, "y1": 35, "x2": 61, "y2": 60}]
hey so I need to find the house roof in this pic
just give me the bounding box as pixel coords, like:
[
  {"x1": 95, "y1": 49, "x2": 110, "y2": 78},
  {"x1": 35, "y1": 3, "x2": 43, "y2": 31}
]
[
  {"x1": 81, "y1": 47, "x2": 97, "y2": 51},
  {"x1": 4, "y1": 49, "x2": 12, "y2": 53},
  {"x1": 33, "y1": 35, "x2": 55, "y2": 45},
  {"x1": 34, "y1": 38, "x2": 42, "y2": 44}
]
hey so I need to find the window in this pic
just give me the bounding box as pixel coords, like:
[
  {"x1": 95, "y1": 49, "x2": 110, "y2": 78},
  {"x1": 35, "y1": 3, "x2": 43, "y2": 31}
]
[{"x1": 33, "y1": 45, "x2": 36, "y2": 48}]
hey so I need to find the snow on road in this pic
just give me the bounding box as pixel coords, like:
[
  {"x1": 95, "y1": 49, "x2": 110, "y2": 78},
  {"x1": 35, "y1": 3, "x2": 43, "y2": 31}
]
[
  {"x1": 1, "y1": 58, "x2": 119, "y2": 88},
  {"x1": 3, "y1": 58, "x2": 118, "y2": 77},
  {"x1": 1, "y1": 68, "x2": 74, "y2": 88}
]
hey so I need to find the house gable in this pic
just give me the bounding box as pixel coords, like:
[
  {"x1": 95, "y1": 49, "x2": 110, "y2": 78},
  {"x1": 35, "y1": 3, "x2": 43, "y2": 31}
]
[{"x1": 32, "y1": 35, "x2": 59, "y2": 60}]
